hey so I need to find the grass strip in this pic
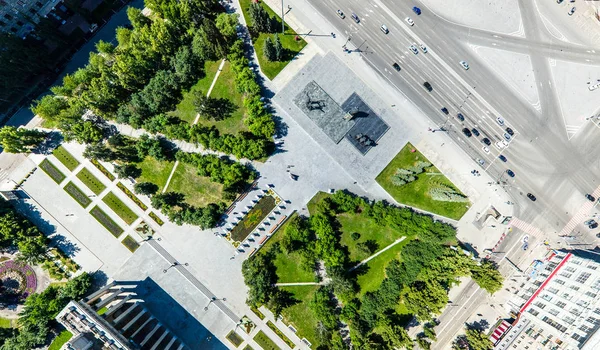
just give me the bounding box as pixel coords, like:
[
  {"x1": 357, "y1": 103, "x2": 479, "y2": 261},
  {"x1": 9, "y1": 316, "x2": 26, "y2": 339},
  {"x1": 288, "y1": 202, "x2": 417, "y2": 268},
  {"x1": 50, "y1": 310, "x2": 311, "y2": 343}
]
[
  {"x1": 149, "y1": 211, "x2": 164, "y2": 226},
  {"x1": 52, "y1": 146, "x2": 79, "y2": 171},
  {"x1": 49, "y1": 330, "x2": 72, "y2": 350},
  {"x1": 243, "y1": 346, "x2": 254, "y2": 350},
  {"x1": 90, "y1": 159, "x2": 115, "y2": 181},
  {"x1": 64, "y1": 182, "x2": 92, "y2": 208},
  {"x1": 117, "y1": 182, "x2": 148, "y2": 211},
  {"x1": 267, "y1": 320, "x2": 295, "y2": 348},
  {"x1": 253, "y1": 330, "x2": 279, "y2": 350},
  {"x1": 226, "y1": 330, "x2": 244, "y2": 347},
  {"x1": 39, "y1": 159, "x2": 66, "y2": 184},
  {"x1": 90, "y1": 206, "x2": 123, "y2": 237},
  {"x1": 102, "y1": 192, "x2": 138, "y2": 225},
  {"x1": 121, "y1": 235, "x2": 140, "y2": 253},
  {"x1": 0, "y1": 317, "x2": 11, "y2": 328},
  {"x1": 76, "y1": 167, "x2": 106, "y2": 195}
]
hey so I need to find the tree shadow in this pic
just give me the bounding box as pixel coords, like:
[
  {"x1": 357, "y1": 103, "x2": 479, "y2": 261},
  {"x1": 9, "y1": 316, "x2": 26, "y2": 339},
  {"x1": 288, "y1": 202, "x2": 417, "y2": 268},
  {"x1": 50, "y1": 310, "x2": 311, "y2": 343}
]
[
  {"x1": 34, "y1": 131, "x2": 63, "y2": 155},
  {"x1": 467, "y1": 319, "x2": 490, "y2": 332},
  {"x1": 13, "y1": 199, "x2": 57, "y2": 235},
  {"x1": 51, "y1": 234, "x2": 80, "y2": 257},
  {"x1": 91, "y1": 270, "x2": 109, "y2": 289}
]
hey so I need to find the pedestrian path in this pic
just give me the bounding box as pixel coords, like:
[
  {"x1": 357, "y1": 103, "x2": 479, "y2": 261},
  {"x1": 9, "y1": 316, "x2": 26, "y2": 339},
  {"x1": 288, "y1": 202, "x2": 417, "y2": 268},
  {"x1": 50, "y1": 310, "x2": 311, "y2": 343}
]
[
  {"x1": 508, "y1": 217, "x2": 545, "y2": 238},
  {"x1": 558, "y1": 185, "x2": 600, "y2": 236},
  {"x1": 348, "y1": 236, "x2": 406, "y2": 272}
]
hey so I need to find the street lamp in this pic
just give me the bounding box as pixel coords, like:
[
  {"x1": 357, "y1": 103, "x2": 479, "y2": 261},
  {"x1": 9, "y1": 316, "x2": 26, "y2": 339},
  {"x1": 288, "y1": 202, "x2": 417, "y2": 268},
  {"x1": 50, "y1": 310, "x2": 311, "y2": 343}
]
[
  {"x1": 204, "y1": 297, "x2": 227, "y2": 311},
  {"x1": 163, "y1": 261, "x2": 188, "y2": 273}
]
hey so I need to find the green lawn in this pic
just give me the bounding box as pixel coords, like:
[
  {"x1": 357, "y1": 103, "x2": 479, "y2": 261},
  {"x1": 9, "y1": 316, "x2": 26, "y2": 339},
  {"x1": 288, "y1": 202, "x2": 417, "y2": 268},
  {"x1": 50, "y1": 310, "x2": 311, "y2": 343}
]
[
  {"x1": 102, "y1": 192, "x2": 138, "y2": 225},
  {"x1": 280, "y1": 285, "x2": 320, "y2": 348},
  {"x1": 230, "y1": 195, "x2": 276, "y2": 242},
  {"x1": 239, "y1": 0, "x2": 307, "y2": 80},
  {"x1": 166, "y1": 163, "x2": 224, "y2": 208},
  {"x1": 306, "y1": 191, "x2": 330, "y2": 215},
  {"x1": 137, "y1": 156, "x2": 174, "y2": 191},
  {"x1": 0, "y1": 317, "x2": 11, "y2": 328},
  {"x1": 253, "y1": 330, "x2": 280, "y2": 350},
  {"x1": 376, "y1": 142, "x2": 470, "y2": 220},
  {"x1": 356, "y1": 237, "x2": 413, "y2": 296},
  {"x1": 260, "y1": 214, "x2": 315, "y2": 283},
  {"x1": 53, "y1": 146, "x2": 79, "y2": 171},
  {"x1": 76, "y1": 167, "x2": 106, "y2": 195},
  {"x1": 49, "y1": 330, "x2": 72, "y2": 350}
]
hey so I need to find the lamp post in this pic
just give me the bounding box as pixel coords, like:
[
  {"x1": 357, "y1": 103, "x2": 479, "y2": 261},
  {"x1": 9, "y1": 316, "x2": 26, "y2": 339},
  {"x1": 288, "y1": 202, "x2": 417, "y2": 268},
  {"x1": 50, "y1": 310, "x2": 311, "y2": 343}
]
[
  {"x1": 163, "y1": 261, "x2": 188, "y2": 273},
  {"x1": 204, "y1": 297, "x2": 227, "y2": 311}
]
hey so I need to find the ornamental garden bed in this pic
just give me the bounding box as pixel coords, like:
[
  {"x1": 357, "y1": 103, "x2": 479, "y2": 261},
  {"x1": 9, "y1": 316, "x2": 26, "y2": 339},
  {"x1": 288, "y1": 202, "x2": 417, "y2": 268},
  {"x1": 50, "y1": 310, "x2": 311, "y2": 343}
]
[
  {"x1": 76, "y1": 168, "x2": 106, "y2": 195},
  {"x1": 253, "y1": 331, "x2": 279, "y2": 350},
  {"x1": 149, "y1": 212, "x2": 164, "y2": 226},
  {"x1": 90, "y1": 206, "x2": 123, "y2": 237},
  {"x1": 121, "y1": 235, "x2": 140, "y2": 253},
  {"x1": 52, "y1": 146, "x2": 79, "y2": 171},
  {"x1": 102, "y1": 192, "x2": 138, "y2": 225},
  {"x1": 0, "y1": 260, "x2": 37, "y2": 301},
  {"x1": 230, "y1": 195, "x2": 276, "y2": 242},
  {"x1": 117, "y1": 182, "x2": 148, "y2": 210},
  {"x1": 91, "y1": 159, "x2": 115, "y2": 181},
  {"x1": 63, "y1": 182, "x2": 92, "y2": 208},
  {"x1": 39, "y1": 159, "x2": 66, "y2": 184}
]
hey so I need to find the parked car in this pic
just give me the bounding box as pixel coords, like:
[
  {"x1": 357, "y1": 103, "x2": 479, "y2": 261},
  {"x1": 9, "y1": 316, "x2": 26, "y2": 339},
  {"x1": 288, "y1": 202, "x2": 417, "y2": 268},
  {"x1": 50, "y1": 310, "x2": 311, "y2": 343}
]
[
  {"x1": 482, "y1": 146, "x2": 490, "y2": 154},
  {"x1": 482, "y1": 138, "x2": 491, "y2": 146},
  {"x1": 380, "y1": 24, "x2": 389, "y2": 34},
  {"x1": 527, "y1": 193, "x2": 537, "y2": 201},
  {"x1": 585, "y1": 219, "x2": 596, "y2": 226},
  {"x1": 504, "y1": 133, "x2": 512, "y2": 141},
  {"x1": 423, "y1": 82, "x2": 432, "y2": 92},
  {"x1": 405, "y1": 17, "x2": 414, "y2": 26},
  {"x1": 496, "y1": 117, "x2": 505, "y2": 126},
  {"x1": 568, "y1": 7, "x2": 576, "y2": 15},
  {"x1": 419, "y1": 43, "x2": 428, "y2": 53},
  {"x1": 441, "y1": 107, "x2": 449, "y2": 115},
  {"x1": 506, "y1": 127, "x2": 514, "y2": 136},
  {"x1": 336, "y1": 10, "x2": 345, "y2": 19},
  {"x1": 499, "y1": 154, "x2": 507, "y2": 162},
  {"x1": 412, "y1": 6, "x2": 421, "y2": 15},
  {"x1": 409, "y1": 45, "x2": 418, "y2": 55},
  {"x1": 457, "y1": 113, "x2": 465, "y2": 121},
  {"x1": 506, "y1": 169, "x2": 515, "y2": 177},
  {"x1": 460, "y1": 61, "x2": 469, "y2": 70},
  {"x1": 462, "y1": 128, "x2": 472, "y2": 137},
  {"x1": 351, "y1": 13, "x2": 360, "y2": 23},
  {"x1": 591, "y1": 222, "x2": 599, "y2": 229},
  {"x1": 392, "y1": 62, "x2": 401, "y2": 71},
  {"x1": 586, "y1": 194, "x2": 596, "y2": 202},
  {"x1": 477, "y1": 158, "x2": 485, "y2": 166},
  {"x1": 471, "y1": 128, "x2": 480, "y2": 137}
]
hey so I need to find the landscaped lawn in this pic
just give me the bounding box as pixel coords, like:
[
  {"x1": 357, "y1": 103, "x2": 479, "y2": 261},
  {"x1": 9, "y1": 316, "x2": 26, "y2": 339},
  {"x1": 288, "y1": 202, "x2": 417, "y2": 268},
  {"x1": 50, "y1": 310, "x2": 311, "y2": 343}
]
[
  {"x1": 376, "y1": 142, "x2": 470, "y2": 220},
  {"x1": 102, "y1": 192, "x2": 138, "y2": 225},
  {"x1": 226, "y1": 330, "x2": 244, "y2": 347},
  {"x1": 356, "y1": 237, "x2": 413, "y2": 296},
  {"x1": 53, "y1": 146, "x2": 79, "y2": 171},
  {"x1": 39, "y1": 159, "x2": 66, "y2": 184},
  {"x1": 260, "y1": 214, "x2": 315, "y2": 283},
  {"x1": 0, "y1": 317, "x2": 11, "y2": 328},
  {"x1": 230, "y1": 195, "x2": 276, "y2": 242},
  {"x1": 253, "y1": 330, "x2": 279, "y2": 350},
  {"x1": 90, "y1": 206, "x2": 123, "y2": 238},
  {"x1": 166, "y1": 163, "x2": 224, "y2": 208},
  {"x1": 64, "y1": 182, "x2": 92, "y2": 208},
  {"x1": 239, "y1": 0, "x2": 307, "y2": 80},
  {"x1": 137, "y1": 157, "x2": 174, "y2": 191},
  {"x1": 121, "y1": 235, "x2": 140, "y2": 253},
  {"x1": 306, "y1": 191, "x2": 330, "y2": 215},
  {"x1": 76, "y1": 167, "x2": 106, "y2": 195},
  {"x1": 280, "y1": 285, "x2": 320, "y2": 348},
  {"x1": 49, "y1": 330, "x2": 72, "y2": 350}
]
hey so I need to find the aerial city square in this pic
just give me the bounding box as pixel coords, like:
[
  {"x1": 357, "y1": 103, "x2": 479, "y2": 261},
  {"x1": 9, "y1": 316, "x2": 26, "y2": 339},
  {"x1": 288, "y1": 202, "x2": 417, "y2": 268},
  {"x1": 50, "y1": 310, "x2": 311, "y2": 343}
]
[{"x1": 0, "y1": 0, "x2": 599, "y2": 349}]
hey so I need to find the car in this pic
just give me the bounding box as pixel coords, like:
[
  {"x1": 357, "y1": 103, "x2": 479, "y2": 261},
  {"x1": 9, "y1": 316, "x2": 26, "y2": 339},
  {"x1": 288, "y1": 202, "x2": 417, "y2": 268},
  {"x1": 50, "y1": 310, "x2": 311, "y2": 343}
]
[
  {"x1": 590, "y1": 82, "x2": 600, "y2": 91},
  {"x1": 462, "y1": 128, "x2": 472, "y2": 137},
  {"x1": 405, "y1": 17, "x2": 414, "y2": 26},
  {"x1": 471, "y1": 128, "x2": 480, "y2": 137},
  {"x1": 586, "y1": 194, "x2": 596, "y2": 202},
  {"x1": 441, "y1": 107, "x2": 449, "y2": 115},
  {"x1": 412, "y1": 6, "x2": 421, "y2": 15},
  {"x1": 596, "y1": 232, "x2": 600, "y2": 238},
  {"x1": 482, "y1": 146, "x2": 490, "y2": 154},
  {"x1": 522, "y1": 242, "x2": 528, "y2": 251},
  {"x1": 409, "y1": 45, "x2": 418, "y2": 55},
  {"x1": 351, "y1": 13, "x2": 360, "y2": 23},
  {"x1": 477, "y1": 158, "x2": 485, "y2": 166},
  {"x1": 527, "y1": 193, "x2": 537, "y2": 201},
  {"x1": 499, "y1": 154, "x2": 507, "y2": 162},
  {"x1": 419, "y1": 44, "x2": 428, "y2": 53},
  {"x1": 557, "y1": 0, "x2": 563, "y2": 3},
  {"x1": 495, "y1": 140, "x2": 508, "y2": 149},
  {"x1": 506, "y1": 127, "x2": 514, "y2": 136},
  {"x1": 423, "y1": 82, "x2": 432, "y2": 92},
  {"x1": 392, "y1": 62, "x2": 401, "y2": 72},
  {"x1": 380, "y1": 24, "x2": 389, "y2": 34},
  {"x1": 591, "y1": 222, "x2": 599, "y2": 229},
  {"x1": 460, "y1": 61, "x2": 469, "y2": 70},
  {"x1": 336, "y1": 10, "x2": 345, "y2": 19},
  {"x1": 457, "y1": 113, "x2": 465, "y2": 121},
  {"x1": 496, "y1": 117, "x2": 505, "y2": 126},
  {"x1": 482, "y1": 137, "x2": 491, "y2": 146},
  {"x1": 504, "y1": 133, "x2": 512, "y2": 141},
  {"x1": 289, "y1": 173, "x2": 298, "y2": 181},
  {"x1": 585, "y1": 219, "x2": 596, "y2": 226},
  {"x1": 569, "y1": 7, "x2": 576, "y2": 15},
  {"x1": 506, "y1": 169, "x2": 515, "y2": 177}
]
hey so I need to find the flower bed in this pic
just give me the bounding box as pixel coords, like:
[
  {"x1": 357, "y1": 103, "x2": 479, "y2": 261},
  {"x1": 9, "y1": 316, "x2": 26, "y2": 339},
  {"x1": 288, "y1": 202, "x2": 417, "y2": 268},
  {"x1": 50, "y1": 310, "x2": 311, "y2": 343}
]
[
  {"x1": 149, "y1": 211, "x2": 164, "y2": 226},
  {"x1": 0, "y1": 260, "x2": 37, "y2": 297},
  {"x1": 64, "y1": 182, "x2": 92, "y2": 208},
  {"x1": 230, "y1": 195, "x2": 276, "y2": 242},
  {"x1": 91, "y1": 159, "x2": 115, "y2": 181},
  {"x1": 90, "y1": 206, "x2": 123, "y2": 237},
  {"x1": 39, "y1": 159, "x2": 66, "y2": 184},
  {"x1": 117, "y1": 182, "x2": 148, "y2": 210}
]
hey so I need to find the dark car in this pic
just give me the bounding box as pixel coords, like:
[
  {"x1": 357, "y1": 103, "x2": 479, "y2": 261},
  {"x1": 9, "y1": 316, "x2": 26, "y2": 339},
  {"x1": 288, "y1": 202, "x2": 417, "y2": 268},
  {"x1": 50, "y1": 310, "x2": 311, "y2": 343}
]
[
  {"x1": 457, "y1": 113, "x2": 465, "y2": 121},
  {"x1": 392, "y1": 62, "x2": 401, "y2": 71},
  {"x1": 591, "y1": 222, "x2": 599, "y2": 229},
  {"x1": 471, "y1": 128, "x2": 480, "y2": 137},
  {"x1": 586, "y1": 194, "x2": 596, "y2": 202},
  {"x1": 506, "y1": 127, "x2": 514, "y2": 136},
  {"x1": 441, "y1": 107, "x2": 449, "y2": 115},
  {"x1": 351, "y1": 13, "x2": 360, "y2": 23},
  {"x1": 412, "y1": 6, "x2": 421, "y2": 15},
  {"x1": 462, "y1": 128, "x2": 472, "y2": 137},
  {"x1": 423, "y1": 82, "x2": 432, "y2": 91},
  {"x1": 506, "y1": 169, "x2": 515, "y2": 177},
  {"x1": 499, "y1": 155, "x2": 507, "y2": 162},
  {"x1": 482, "y1": 137, "x2": 491, "y2": 146},
  {"x1": 527, "y1": 193, "x2": 536, "y2": 201}
]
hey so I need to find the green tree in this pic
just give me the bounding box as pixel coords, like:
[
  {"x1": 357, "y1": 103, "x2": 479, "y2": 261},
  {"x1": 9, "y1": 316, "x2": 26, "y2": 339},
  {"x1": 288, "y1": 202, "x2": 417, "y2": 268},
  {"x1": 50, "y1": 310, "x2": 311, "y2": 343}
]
[
  {"x1": 136, "y1": 134, "x2": 167, "y2": 161},
  {"x1": 134, "y1": 182, "x2": 159, "y2": 196},
  {"x1": 170, "y1": 45, "x2": 202, "y2": 88},
  {"x1": 83, "y1": 142, "x2": 115, "y2": 162},
  {"x1": 310, "y1": 287, "x2": 338, "y2": 330},
  {"x1": 241, "y1": 253, "x2": 278, "y2": 306},
  {"x1": 126, "y1": 7, "x2": 151, "y2": 29},
  {"x1": 464, "y1": 327, "x2": 493, "y2": 350},
  {"x1": 114, "y1": 164, "x2": 141, "y2": 179},
  {"x1": 273, "y1": 33, "x2": 283, "y2": 60},
  {"x1": 192, "y1": 91, "x2": 235, "y2": 121},
  {"x1": 380, "y1": 318, "x2": 414, "y2": 349},
  {"x1": 215, "y1": 13, "x2": 240, "y2": 46},
  {"x1": 31, "y1": 95, "x2": 69, "y2": 122},
  {"x1": 263, "y1": 37, "x2": 276, "y2": 61},
  {"x1": 16, "y1": 236, "x2": 47, "y2": 265},
  {"x1": 64, "y1": 120, "x2": 104, "y2": 144},
  {"x1": 416, "y1": 336, "x2": 432, "y2": 350},
  {"x1": 423, "y1": 323, "x2": 437, "y2": 341},
  {"x1": 403, "y1": 280, "x2": 449, "y2": 322},
  {"x1": 95, "y1": 40, "x2": 115, "y2": 55},
  {"x1": 0, "y1": 127, "x2": 47, "y2": 153},
  {"x1": 471, "y1": 260, "x2": 503, "y2": 294}
]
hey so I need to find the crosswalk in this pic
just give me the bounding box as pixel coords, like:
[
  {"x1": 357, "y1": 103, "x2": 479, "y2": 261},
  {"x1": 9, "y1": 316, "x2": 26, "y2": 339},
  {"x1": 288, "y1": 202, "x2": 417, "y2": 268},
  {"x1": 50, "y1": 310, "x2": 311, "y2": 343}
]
[
  {"x1": 509, "y1": 217, "x2": 545, "y2": 238},
  {"x1": 559, "y1": 185, "x2": 600, "y2": 236}
]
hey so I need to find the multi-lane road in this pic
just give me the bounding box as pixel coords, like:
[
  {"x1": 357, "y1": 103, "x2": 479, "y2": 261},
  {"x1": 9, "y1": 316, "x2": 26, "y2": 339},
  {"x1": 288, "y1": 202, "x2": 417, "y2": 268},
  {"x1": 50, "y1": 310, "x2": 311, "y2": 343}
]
[{"x1": 303, "y1": 0, "x2": 600, "y2": 347}]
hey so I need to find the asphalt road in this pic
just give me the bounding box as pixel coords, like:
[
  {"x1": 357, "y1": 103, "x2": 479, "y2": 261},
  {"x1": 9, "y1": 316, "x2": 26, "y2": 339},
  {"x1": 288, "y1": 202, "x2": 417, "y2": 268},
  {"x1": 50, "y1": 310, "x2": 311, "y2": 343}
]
[{"x1": 305, "y1": 0, "x2": 600, "y2": 347}]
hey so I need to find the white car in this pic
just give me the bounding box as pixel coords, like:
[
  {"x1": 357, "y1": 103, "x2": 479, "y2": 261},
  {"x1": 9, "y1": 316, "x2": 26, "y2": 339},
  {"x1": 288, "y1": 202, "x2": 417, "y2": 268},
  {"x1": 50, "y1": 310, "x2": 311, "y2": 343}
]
[
  {"x1": 460, "y1": 61, "x2": 469, "y2": 70},
  {"x1": 405, "y1": 17, "x2": 414, "y2": 26},
  {"x1": 589, "y1": 82, "x2": 600, "y2": 91},
  {"x1": 482, "y1": 146, "x2": 490, "y2": 154},
  {"x1": 419, "y1": 44, "x2": 428, "y2": 53},
  {"x1": 568, "y1": 7, "x2": 576, "y2": 15},
  {"x1": 336, "y1": 10, "x2": 345, "y2": 19},
  {"x1": 477, "y1": 158, "x2": 485, "y2": 166},
  {"x1": 380, "y1": 24, "x2": 389, "y2": 34},
  {"x1": 409, "y1": 45, "x2": 418, "y2": 55},
  {"x1": 495, "y1": 140, "x2": 509, "y2": 149},
  {"x1": 496, "y1": 117, "x2": 505, "y2": 126}
]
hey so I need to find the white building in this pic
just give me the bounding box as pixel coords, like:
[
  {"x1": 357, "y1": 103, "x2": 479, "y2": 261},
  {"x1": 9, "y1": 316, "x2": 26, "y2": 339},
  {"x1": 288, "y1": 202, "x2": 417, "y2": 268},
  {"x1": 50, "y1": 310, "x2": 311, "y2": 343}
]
[{"x1": 496, "y1": 250, "x2": 600, "y2": 350}]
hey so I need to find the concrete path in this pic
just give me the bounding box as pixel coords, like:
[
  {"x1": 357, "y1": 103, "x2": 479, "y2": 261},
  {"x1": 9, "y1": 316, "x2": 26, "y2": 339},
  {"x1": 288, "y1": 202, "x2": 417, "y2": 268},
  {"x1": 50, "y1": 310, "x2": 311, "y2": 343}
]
[
  {"x1": 275, "y1": 282, "x2": 323, "y2": 286},
  {"x1": 348, "y1": 236, "x2": 406, "y2": 272}
]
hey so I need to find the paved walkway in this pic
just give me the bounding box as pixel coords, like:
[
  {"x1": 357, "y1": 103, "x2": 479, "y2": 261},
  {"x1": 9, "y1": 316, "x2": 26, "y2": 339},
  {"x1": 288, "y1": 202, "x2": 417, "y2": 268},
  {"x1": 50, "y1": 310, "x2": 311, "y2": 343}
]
[
  {"x1": 348, "y1": 236, "x2": 407, "y2": 272},
  {"x1": 275, "y1": 282, "x2": 323, "y2": 286}
]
